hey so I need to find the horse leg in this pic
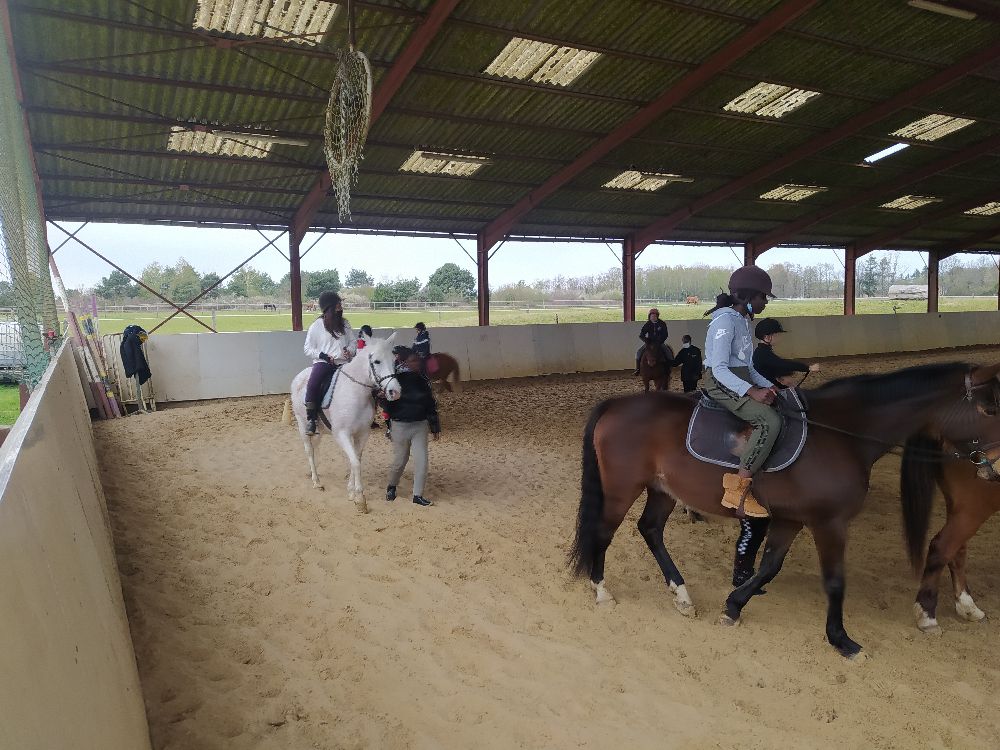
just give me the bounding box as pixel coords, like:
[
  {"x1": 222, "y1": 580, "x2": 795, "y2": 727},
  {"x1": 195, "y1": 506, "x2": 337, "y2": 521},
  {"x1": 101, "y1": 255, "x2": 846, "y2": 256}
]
[
  {"x1": 333, "y1": 428, "x2": 368, "y2": 513},
  {"x1": 589, "y1": 484, "x2": 639, "y2": 607},
  {"x1": 637, "y1": 488, "x2": 695, "y2": 617},
  {"x1": 721, "y1": 518, "x2": 801, "y2": 626},
  {"x1": 949, "y1": 543, "x2": 987, "y2": 623},
  {"x1": 298, "y1": 416, "x2": 323, "y2": 490},
  {"x1": 811, "y1": 521, "x2": 862, "y2": 658}
]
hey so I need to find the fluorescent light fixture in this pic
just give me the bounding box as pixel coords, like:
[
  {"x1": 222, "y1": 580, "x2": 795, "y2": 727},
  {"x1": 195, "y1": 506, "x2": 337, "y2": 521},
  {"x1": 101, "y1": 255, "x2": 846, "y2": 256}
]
[
  {"x1": 907, "y1": 0, "x2": 977, "y2": 20},
  {"x1": 723, "y1": 82, "x2": 821, "y2": 119},
  {"x1": 891, "y1": 114, "x2": 976, "y2": 141},
  {"x1": 399, "y1": 150, "x2": 490, "y2": 177},
  {"x1": 193, "y1": 0, "x2": 339, "y2": 46},
  {"x1": 863, "y1": 142, "x2": 910, "y2": 163},
  {"x1": 964, "y1": 202, "x2": 1000, "y2": 216},
  {"x1": 759, "y1": 184, "x2": 828, "y2": 201},
  {"x1": 166, "y1": 127, "x2": 301, "y2": 158},
  {"x1": 880, "y1": 195, "x2": 942, "y2": 210},
  {"x1": 603, "y1": 170, "x2": 694, "y2": 191},
  {"x1": 484, "y1": 37, "x2": 601, "y2": 87}
]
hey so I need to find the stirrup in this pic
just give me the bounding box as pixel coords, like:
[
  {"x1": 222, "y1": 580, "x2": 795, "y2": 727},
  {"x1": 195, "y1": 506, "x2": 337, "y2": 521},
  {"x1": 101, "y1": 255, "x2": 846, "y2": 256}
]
[{"x1": 305, "y1": 418, "x2": 317, "y2": 436}]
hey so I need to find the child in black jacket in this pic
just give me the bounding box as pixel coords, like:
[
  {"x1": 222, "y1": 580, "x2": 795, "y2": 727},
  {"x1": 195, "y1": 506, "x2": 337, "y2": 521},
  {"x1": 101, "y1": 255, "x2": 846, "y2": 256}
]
[
  {"x1": 671, "y1": 334, "x2": 703, "y2": 393},
  {"x1": 384, "y1": 347, "x2": 440, "y2": 507},
  {"x1": 751, "y1": 318, "x2": 820, "y2": 388}
]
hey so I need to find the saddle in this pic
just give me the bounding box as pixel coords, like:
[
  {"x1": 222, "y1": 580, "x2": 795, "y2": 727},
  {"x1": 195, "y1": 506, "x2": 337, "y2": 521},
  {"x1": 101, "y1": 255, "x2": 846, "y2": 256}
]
[
  {"x1": 321, "y1": 368, "x2": 341, "y2": 409},
  {"x1": 685, "y1": 388, "x2": 808, "y2": 472}
]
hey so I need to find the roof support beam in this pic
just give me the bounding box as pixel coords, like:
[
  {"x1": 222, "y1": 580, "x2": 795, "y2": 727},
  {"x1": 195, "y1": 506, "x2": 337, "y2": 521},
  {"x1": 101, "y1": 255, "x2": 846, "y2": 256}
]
[
  {"x1": 848, "y1": 193, "x2": 1000, "y2": 257},
  {"x1": 630, "y1": 39, "x2": 1000, "y2": 254},
  {"x1": 930, "y1": 225, "x2": 1000, "y2": 260},
  {"x1": 747, "y1": 132, "x2": 1000, "y2": 256},
  {"x1": 290, "y1": 0, "x2": 461, "y2": 245},
  {"x1": 477, "y1": 0, "x2": 819, "y2": 250}
]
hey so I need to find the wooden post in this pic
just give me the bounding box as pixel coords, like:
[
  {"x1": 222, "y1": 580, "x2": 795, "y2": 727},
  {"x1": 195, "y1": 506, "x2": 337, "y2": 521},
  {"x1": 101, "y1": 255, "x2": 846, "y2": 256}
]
[
  {"x1": 743, "y1": 242, "x2": 754, "y2": 267},
  {"x1": 622, "y1": 236, "x2": 636, "y2": 322},
  {"x1": 290, "y1": 232, "x2": 303, "y2": 331},
  {"x1": 844, "y1": 245, "x2": 857, "y2": 315},
  {"x1": 476, "y1": 233, "x2": 489, "y2": 326},
  {"x1": 927, "y1": 249, "x2": 940, "y2": 313}
]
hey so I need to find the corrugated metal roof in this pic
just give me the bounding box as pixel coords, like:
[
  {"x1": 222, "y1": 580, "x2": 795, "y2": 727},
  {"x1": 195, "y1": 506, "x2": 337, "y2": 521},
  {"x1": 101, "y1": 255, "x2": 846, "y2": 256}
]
[{"x1": 9, "y1": 0, "x2": 1000, "y2": 252}]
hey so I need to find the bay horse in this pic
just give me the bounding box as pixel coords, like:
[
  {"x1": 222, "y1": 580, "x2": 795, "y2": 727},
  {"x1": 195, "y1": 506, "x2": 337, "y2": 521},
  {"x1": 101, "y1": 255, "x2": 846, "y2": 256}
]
[
  {"x1": 638, "y1": 342, "x2": 673, "y2": 392},
  {"x1": 289, "y1": 333, "x2": 400, "y2": 513},
  {"x1": 569, "y1": 362, "x2": 1000, "y2": 658},
  {"x1": 426, "y1": 352, "x2": 462, "y2": 393},
  {"x1": 899, "y1": 428, "x2": 1000, "y2": 634}
]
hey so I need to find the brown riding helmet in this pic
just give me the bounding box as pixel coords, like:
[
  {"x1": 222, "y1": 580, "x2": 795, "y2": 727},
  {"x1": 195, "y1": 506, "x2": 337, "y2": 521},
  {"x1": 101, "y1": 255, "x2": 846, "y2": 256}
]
[
  {"x1": 728, "y1": 265, "x2": 776, "y2": 298},
  {"x1": 648, "y1": 308, "x2": 660, "y2": 319}
]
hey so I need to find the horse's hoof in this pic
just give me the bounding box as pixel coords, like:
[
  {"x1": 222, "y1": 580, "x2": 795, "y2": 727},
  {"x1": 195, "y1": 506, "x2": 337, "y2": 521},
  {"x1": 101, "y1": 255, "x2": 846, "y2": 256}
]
[
  {"x1": 596, "y1": 595, "x2": 616, "y2": 608},
  {"x1": 591, "y1": 580, "x2": 616, "y2": 607},
  {"x1": 914, "y1": 603, "x2": 940, "y2": 633},
  {"x1": 845, "y1": 650, "x2": 868, "y2": 663},
  {"x1": 354, "y1": 500, "x2": 369, "y2": 514},
  {"x1": 718, "y1": 613, "x2": 739, "y2": 627},
  {"x1": 955, "y1": 592, "x2": 987, "y2": 623},
  {"x1": 674, "y1": 599, "x2": 697, "y2": 618},
  {"x1": 313, "y1": 484, "x2": 325, "y2": 491}
]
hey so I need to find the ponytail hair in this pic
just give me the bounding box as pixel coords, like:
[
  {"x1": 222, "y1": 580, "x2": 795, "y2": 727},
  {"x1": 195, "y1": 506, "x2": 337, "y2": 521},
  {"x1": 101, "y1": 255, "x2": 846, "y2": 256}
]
[{"x1": 702, "y1": 288, "x2": 756, "y2": 317}]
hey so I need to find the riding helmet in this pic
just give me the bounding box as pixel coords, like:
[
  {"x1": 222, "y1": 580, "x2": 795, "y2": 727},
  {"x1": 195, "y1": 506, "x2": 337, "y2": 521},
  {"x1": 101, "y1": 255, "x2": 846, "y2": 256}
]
[
  {"x1": 728, "y1": 265, "x2": 775, "y2": 298},
  {"x1": 318, "y1": 291, "x2": 341, "y2": 313},
  {"x1": 754, "y1": 318, "x2": 786, "y2": 339}
]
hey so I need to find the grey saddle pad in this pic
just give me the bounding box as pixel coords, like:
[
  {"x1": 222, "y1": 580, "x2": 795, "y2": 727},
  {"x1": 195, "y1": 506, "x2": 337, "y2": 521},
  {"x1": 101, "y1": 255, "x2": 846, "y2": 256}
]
[{"x1": 685, "y1": 388, "x2": 808, "y2": 472}]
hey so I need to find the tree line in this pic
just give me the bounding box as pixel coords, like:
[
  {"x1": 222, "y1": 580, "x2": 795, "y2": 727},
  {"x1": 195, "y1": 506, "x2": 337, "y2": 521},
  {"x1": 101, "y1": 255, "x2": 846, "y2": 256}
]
[{"x1": 83, "y1": 255, "x2": 997, "y2": 306}]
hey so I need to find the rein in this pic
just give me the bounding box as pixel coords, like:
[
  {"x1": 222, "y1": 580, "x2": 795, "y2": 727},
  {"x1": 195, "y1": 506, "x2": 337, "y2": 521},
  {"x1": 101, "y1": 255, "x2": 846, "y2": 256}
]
[{"x1": 336, "y1": 353, "x2": 396, "y2": 403}]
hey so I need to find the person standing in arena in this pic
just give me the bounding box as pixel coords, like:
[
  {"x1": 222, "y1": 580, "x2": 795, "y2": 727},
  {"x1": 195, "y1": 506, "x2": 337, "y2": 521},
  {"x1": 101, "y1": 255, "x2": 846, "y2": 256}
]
[
  {"x1": 672, "y1": 334, "x2": 703, "y2": 393},
  {"x1": 384, "y1": 347, "x2": 440, "y2": 507},
  {"x1": 302, "y1": 291, "x2": 356, "y2": 436}
]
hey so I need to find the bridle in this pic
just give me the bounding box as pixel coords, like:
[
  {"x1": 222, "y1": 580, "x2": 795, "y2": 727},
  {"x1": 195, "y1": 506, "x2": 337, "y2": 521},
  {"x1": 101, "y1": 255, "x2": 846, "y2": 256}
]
[{"x1": 337, "y1": 349, "x2": 398, "y2": 402}]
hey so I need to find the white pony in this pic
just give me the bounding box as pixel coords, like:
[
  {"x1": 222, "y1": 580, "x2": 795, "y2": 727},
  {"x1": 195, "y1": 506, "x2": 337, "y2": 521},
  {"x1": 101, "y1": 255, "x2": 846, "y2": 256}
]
[{"x1": 290, "y1": 333, "x2": 400, "y2": 513}]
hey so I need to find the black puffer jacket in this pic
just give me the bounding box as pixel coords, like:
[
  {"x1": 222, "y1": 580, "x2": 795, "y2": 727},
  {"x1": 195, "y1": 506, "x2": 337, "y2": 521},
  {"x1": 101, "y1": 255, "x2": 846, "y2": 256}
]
[{"x1": 385, "y1": 370, "x2": 440, "y2": 432}]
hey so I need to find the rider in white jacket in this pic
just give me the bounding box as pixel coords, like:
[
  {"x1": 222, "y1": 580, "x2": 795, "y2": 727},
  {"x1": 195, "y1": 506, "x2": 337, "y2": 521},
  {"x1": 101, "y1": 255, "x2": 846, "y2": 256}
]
[{"x1": 303, "y1": 291, "x2": 357, "y2": 435}]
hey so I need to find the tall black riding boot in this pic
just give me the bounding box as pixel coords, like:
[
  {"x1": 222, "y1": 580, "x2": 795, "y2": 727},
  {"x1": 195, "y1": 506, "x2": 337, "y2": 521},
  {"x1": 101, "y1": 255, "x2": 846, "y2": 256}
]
[{"x1": 305, "y1": 402, "x2": 318, "y2": 436}]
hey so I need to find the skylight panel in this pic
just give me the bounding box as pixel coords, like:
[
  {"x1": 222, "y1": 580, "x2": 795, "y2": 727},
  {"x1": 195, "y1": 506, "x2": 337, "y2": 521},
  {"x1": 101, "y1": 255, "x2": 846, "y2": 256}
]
[
  {"x1": 193, "y1": 0, "x2": 338, "y2": 46},
  {"x1": 399, "y1": 150, "x2": 490, "y2": 177},
  {"x1": 891, "y1": 114, "x2": 976, "y2": 141},
  {"x1": 880, "y1": 195, "x2": 942, "y2": 210},
  {"x1": 759, "y1": 184, "x2": 828, "y2": 202},
  {"x1": 166, "y1": 127, "x2": 288, "y2": 158},
  {"x1": 723, "y1": 82, "x2": 821, "y2": 119},
  {"x1": 863, "y1": 143, "x2": 910, "y2": 164},
  {"x1": 964, "y1": 202, "x2": 1000, "y2": 216},
  {"x1": 483, "y1": 37, "x2": 601, "y2": 87},
  {"x1": 603, "y1": 171, "x2": 694, "y2": 192}
]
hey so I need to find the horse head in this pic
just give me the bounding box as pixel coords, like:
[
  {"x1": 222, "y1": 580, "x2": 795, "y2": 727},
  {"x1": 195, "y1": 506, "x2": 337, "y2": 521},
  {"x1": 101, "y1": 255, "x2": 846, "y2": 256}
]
[
  {"x1": 967, "y1": 364, "x2": 1000, "y2": 480},
  {"x1": 361, "y1": 332, "x2": 401, "y2": 401}
]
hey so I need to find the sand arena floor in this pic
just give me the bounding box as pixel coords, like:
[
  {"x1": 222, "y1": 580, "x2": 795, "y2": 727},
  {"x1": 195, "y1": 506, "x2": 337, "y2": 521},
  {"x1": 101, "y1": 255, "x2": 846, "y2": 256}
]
[{"x1": 96, "y1": 346, "x2": 1000, "y2": 750}]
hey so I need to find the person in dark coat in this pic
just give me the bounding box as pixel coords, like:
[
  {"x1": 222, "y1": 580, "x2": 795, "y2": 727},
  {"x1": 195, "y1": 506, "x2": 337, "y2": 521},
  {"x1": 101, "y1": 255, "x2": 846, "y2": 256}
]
[
  {"x1": 384, "y1": 347, "x2": 440, "y2": 507},
  {"x1": 751, "y1": 318, "x2": 820, "y2": 388},
  {"x1": 633, "y1": 308, "x2": 669, "y2": 376},
  {"x1": 671, "y1": 334, "x2": 703, "y2": 392}
]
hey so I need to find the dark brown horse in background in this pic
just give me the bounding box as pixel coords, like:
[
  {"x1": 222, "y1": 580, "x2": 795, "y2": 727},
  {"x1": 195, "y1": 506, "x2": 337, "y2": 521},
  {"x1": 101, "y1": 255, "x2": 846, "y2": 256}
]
[
  {"x1": 639, "y1": 342, "x2": 673, "y2": 392},
  {"x1": 426, "y1": 352, "x2": 462, "y2": 393},
  {"x1": 569, "y1": 362, "x2": 1000, "y2": 658},
  {"x1": 900, "y1": 429, "x2": 1000, "y2": 633}
]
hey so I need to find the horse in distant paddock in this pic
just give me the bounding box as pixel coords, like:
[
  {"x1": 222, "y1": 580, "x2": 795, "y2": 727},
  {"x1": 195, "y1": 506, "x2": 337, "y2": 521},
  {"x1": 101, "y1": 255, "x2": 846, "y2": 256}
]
[
  {"x1": 638, "y1": 342, "x2": 673, "y2": 393},
  {"x1": 263, "y1": 303, "x2": 278, "y2": 312},
  {"x1": 569, "y1": 362, "x2": 1000, "y2": 658},
  {"x1": 685, "y1": 296, "x2": 699, "y2": 305},
  {"x1": 900, "y1": 427, "x2": 1000, "y2": 634},
  {"x1": 425, "y1": 352, "x2": 462, "y2": 393},
  {"x1": 289, "y1": 333, "x2": 400, "y2": 512}
]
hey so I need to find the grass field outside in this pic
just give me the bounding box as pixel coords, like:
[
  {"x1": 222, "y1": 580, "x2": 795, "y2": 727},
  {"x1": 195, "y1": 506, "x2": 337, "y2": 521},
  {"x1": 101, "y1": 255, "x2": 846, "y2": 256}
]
[
  {"x1": 0, "y1": 384, "x2": 20, "y2": 426},
  {"x1": 80, "y1": 296, "x2": 1000, "y2": 336}
]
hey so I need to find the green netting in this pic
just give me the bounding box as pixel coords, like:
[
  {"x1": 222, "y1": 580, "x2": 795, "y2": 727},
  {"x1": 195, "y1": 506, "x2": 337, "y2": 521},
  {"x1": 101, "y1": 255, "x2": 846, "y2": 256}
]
[{"x1": 0, "y1": 33, "x2": 59, "y2": 406}]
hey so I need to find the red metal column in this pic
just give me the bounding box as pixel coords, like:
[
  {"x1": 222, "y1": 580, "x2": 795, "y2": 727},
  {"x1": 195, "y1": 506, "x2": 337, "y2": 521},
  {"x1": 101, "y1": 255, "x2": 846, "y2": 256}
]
[
  {"x1": 622, "y1": 236, "x2": 636, "y2": 322},
  {"x1": 476, "y1": 233, "x2": 489, "y2": 326},
  {"x1": 743, "y1": 242, "x2": 754, "y2": 267},
  {"x1": 844, "y1": 245, "x2": 857, "y2": 316},
  {"x1": 290, "y1": 233, "x2": 303, "y2": 331},
  {"x1": 927, "y1": 249, "x2": 940, "y2": 314}
]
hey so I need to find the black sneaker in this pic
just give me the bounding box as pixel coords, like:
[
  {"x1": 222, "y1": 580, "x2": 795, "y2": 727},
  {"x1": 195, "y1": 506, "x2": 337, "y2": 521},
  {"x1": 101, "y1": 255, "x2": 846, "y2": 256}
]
[
  {"x1": 386, "y1": 485, "x2": 396, "y2": 502},
  {"x1": 412, "y1": 495, "x2": 433, "y2": 507},
  {"x1": 305, "y1": 418, "x2": 317, "y2": 436}
]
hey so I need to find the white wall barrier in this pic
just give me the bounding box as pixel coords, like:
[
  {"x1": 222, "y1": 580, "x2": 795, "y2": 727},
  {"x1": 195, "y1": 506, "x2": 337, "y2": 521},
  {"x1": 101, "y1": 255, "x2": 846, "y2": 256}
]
[
  {"x1": 144, "y1": 311, "x2": 1000, "y2": 402},
  {"x1": 0, "y1": 344, "x2": 152, "y2": 749}
]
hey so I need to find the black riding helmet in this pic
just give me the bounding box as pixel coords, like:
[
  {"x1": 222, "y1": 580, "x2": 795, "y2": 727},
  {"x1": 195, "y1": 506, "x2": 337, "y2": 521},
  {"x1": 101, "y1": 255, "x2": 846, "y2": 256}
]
[{"x1": 754, "y1": 318, "x2": 787, "y2": 339}]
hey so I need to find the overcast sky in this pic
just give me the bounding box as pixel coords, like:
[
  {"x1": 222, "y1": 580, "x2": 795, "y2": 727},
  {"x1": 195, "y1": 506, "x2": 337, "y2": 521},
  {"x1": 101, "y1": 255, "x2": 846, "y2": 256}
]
[{"x1": 48, "y1": 221, "x2": 930, "y2": 291}]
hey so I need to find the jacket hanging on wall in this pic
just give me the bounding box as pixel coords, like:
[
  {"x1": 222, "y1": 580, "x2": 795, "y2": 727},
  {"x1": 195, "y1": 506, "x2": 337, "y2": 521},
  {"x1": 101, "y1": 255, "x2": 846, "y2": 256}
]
[{"x1": 120, "y1": 325, "x2": 152, "y2": 385}]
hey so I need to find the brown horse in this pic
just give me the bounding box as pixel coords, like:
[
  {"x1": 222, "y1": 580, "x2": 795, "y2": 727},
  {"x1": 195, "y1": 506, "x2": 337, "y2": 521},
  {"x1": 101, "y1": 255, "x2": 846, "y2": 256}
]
[
  {"x1": 899, "y1": 430, "x2": 1000, "y2": 634},
  {"x1": 569, "y1": 362, "x2": 1000, "y2": 658},
  {"x1": 639, "y1": 342, "x2": 673, "y2": 392},
  {"x1": 426, "y1": 352, "x2": 462, "y2": 393}
]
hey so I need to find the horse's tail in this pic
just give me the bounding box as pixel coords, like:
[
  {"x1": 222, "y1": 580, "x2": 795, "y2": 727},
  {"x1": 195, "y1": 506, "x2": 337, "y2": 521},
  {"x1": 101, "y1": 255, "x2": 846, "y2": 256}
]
[
  {"x1": 900, "y1": 434, "x2": 941, "y2": 572},
  {"x1": 450, "y1": 355, "x2": 462, "y2": 393},
  {"x1": 569, "y1": 399, "x2": 616, "y2": 578}
]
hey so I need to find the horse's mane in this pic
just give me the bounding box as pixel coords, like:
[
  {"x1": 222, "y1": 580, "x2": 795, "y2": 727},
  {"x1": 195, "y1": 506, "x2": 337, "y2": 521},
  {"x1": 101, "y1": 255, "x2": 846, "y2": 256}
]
[{"x1": 810, "y1": 361, "x2": 968, "y2": 406}]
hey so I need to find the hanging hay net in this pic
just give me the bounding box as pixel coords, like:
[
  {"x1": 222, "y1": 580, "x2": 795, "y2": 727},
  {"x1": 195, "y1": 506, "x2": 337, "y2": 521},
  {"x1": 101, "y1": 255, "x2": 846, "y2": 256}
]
[{"x1": 323, "y1": 48, "x2": 372, "y2": 222}]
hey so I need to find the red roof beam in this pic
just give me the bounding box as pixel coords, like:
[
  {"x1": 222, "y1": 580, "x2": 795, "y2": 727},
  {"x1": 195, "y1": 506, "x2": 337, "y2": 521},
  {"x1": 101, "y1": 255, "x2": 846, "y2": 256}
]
[
  {"x1": 748, "y1": 131, "x2": 1000, "y2": 257},
  {"x1": 630, "y1": 40, "x2": 1000, "y2": 254},
  {"x1": 291, "y1": 0, "x2": 461, "y2": 244},
  {"x1": 477, "y1": 0, "x2": 820, "y2": 250},
  {"x1": 930, "y1": 225, "x2": 1000, "y2": 259}
]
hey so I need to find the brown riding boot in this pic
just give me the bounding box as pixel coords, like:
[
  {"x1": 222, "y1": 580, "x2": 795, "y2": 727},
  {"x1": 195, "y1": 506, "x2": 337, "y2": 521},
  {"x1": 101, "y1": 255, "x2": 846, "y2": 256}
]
[{"x1": 721, "y1": 473, "x2": 769, "y2": 518}]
